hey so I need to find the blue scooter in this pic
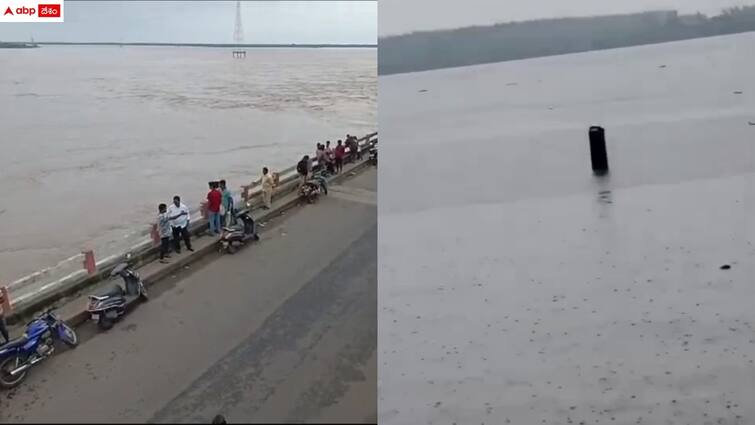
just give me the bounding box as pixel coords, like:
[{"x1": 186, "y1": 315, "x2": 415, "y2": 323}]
[{"x1": 0, "y1": 309, "x2": 78, "y2": 389}]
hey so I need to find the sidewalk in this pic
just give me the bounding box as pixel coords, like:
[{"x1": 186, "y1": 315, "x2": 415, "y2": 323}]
[{"x1": 7, "y1": 157, "x2": 375, "y2": 337}]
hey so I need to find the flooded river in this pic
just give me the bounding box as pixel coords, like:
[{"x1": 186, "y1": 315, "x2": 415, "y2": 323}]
[
  {"x1": 0, "y1": 46, "x2": 376, "y2": 282},
  {"x1": 379, "y1": 33, "x2": 755, "y2": 424}
]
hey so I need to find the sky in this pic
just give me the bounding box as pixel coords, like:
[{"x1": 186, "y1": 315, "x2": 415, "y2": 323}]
[
  {"x1": 380, "y1": 0, "x2": 755, "y2": 36},
  {"x1": 0, "y1": 1, "x2": 377, "y2": 44}
]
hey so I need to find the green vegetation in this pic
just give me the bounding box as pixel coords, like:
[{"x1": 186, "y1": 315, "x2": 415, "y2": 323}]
[{"x1": 379, "y1": 6, "x2": 755, "y2": 75}]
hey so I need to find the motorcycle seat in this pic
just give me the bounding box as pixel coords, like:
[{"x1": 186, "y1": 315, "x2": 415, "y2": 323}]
[
  {"x1": 96, "y1": 284, "x2": 125, "y2": 298},
  {"x1": 0, "y1": 336, "x2": 28, "y2": 350}
]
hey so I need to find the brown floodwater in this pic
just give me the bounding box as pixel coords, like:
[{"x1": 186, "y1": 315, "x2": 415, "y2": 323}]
[{"x1": 0, "y1": 45, "x2": 376, "y2": 283}]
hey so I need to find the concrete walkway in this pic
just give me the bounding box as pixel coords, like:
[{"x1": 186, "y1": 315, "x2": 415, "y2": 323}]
[{"x1": 0, "y1": 167, "x2": 377, "y2": 423}]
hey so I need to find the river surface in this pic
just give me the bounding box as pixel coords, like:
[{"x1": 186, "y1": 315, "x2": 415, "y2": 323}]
[
  {"x1": 0, "y1": 46, "x2": 376, "y2": 282},
  {"x1": 379, "y1": 33, "x2": 755, "y2": 424}
]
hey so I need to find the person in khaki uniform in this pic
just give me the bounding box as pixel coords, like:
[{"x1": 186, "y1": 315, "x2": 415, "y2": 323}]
[{"x1": 260, "y1": 167, "x2": 275, "y2": 209}]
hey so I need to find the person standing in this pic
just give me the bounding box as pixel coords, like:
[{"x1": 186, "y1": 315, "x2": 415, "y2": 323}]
[
  {"x1": 260, "y1": 167, "x2": 275, "y2": 209},
  {"x1": 157, "y1": 203, "x2": 172, "y2": 264},
  {"x1": 207, "y1": 181, "x2": 222, "y2": 235},
  {"x1": 334, "y1": 140, "x2": 346, "y2": 174},
  {"x1": 324, "y1": 141, "x2": 335, "y2": 174},
  {"x1": 349, "y1": 135, "x2": 362, "y2": 161},
  {"x1": 168, "y1": 195, "x2": 193, "y2": 253},
  {"x1": 297, "y1": 155, "x2": 310, "y2": 187},
  {"x1": 315, "y1": 143, "x2": 327, "y2": 170},
  {"x1": 219, "y1": 179, "x2": 234, "y2": 227}
]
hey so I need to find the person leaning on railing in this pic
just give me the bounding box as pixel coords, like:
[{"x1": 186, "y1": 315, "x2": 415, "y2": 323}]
[
  {"x1": 347, "y1": 135, "x2": 361, "y2": 162},
  {"x1": 219, "y1": 179, "x2": 235, "y2": 226},
  {"x1": 297, "y1": 155, "x2": 310, "y2": 187}
]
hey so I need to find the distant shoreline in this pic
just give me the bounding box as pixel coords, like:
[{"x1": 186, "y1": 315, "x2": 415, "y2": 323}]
[
  {"x1": 0, "y1": 42, "x2": 39, "y2": 49},
  {"x1": 379, "y1": 6, "x2": 755, "y2": 75},
  {"x1": 5, "y1": 41, "x2": 376, "y2": 48}
]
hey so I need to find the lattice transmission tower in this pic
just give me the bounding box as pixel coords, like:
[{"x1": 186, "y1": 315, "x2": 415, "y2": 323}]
[{"x1": 232, "y1": 1, "x2": 246, "y2": 58}]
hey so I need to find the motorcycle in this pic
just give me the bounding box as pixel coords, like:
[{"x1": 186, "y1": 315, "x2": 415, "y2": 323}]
[
  {"x1": 0, "y1": 309, "x2": 78, "y2": 389},
  {"x1": 220, "y1": 210, "x2": 260, "y2": 254},
  {"x1": 369, "y1": 145, "x2": 377, "y2": 166},
  {"x1": 299, "y1": 176, "x2": 327, "y2": 204},
  {"x1": 86, "y1": 258, "x2": 148, "y2": 331},
  {"x1": 299, "y1": 182, "x2": 320, "y2": 204}
]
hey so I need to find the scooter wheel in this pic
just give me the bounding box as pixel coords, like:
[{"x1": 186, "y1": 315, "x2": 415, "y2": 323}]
[{"x1": 227, "y1": 244, "x2": 237, "y2": 254}]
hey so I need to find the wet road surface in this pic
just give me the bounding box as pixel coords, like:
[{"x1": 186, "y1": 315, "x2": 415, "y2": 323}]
[{"x1": 0, "y1": 168, "x2": 377, "y2": 423}]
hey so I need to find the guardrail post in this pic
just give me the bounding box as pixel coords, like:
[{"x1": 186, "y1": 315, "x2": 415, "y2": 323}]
[
  {"x1": 200, "y1": 201, "x2": 209, "y2": 219},
  {"x1": 82, "y1": 250, "x2": 97, "y2": 275},
  {"x1": 0, "y1": 286, "x2": 13, "y2": 314},
  {"x1": 150, "y1": 223, "x2": 160, "y2": 246}
]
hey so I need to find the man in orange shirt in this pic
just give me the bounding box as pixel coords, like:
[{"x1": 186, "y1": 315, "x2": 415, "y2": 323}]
[{"x1": 207, "y1": 181, "x2": 223, "y2": 235}]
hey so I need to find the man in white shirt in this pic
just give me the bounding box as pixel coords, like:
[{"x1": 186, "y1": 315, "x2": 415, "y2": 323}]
[{"x1": 167, "y1": 195, "x2": 193, "y2": 254}]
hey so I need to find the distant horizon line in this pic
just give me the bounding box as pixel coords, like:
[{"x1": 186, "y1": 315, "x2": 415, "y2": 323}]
[{"x1": 13, "y1": 41, "x2": 377, "y2": 48}]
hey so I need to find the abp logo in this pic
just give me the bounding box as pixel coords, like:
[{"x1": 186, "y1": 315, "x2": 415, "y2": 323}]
[{"x1": 0, "y1": 0, "x2": 64, "y2": 22}]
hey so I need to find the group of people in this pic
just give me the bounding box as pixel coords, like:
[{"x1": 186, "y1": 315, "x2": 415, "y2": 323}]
[
  {"x1": 152, "y1": 135, "x2": 363, "y2": 265},
  {"x1": 312, "y1": 135, "x2": 361, "y2": 176},
  {"x1": 154, "y1": 170, "x2": 278, "y2": 265},
  {"x1": 298, "y1": 134, "x2": 363, "y2": 189},
  {"x1": 313, "y1": 140, "x2": 343, "y2": 175},
  {"x1": 206, "y1": 180, "x2": 235, "y2": 236},
  {"x1": 156, "y1": 196, "x2": 195, "y2": 264}
]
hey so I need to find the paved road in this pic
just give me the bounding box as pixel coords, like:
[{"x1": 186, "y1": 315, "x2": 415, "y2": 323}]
[{"x1": 0, "y1": 168, "x2": 377, "y2": 424}]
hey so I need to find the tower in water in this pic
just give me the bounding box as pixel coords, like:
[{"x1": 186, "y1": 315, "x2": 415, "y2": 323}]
[{"x1": 232, "y1": 0, "x2": 246, "y2": 58}]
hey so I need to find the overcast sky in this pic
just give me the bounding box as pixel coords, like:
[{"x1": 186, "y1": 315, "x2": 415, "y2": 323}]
[
  {"x1": 380, "y1": 0, "x2": 755, "y2": 36},
  {"x1": 0, "y1": 1, "x2": 377, "y2": 44}
]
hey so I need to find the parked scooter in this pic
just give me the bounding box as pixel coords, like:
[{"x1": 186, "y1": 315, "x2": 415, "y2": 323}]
[
  {"x1": 220, "y1": 210, "x2": 260, "y2": 254},
  {"x1": 87, "y1": 257, "x2": 148, "y2": 330},
  {"x1": 0, "y1": 309, "x2": 78, "y2": 389}
]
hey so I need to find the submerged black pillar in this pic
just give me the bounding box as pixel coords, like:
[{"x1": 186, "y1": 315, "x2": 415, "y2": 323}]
[{"x1": 589, "y1": 126, "x2": 609, "y2": 174}]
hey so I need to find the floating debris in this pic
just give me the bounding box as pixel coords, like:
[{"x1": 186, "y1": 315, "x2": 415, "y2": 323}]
[
  {"x1": 658, "y1": 65, "x2": 667, "y2": 68},
  {"x1": 505, "y1": 82, "x2": 519, "y2": 86},
  {"x1": 733, "y1": 91, "x2": 744, "y2": 95},
  {"x1": 748, "y1": 121, "x2": 755, "y2": 126},
  {"x1": 720, "y1": 264, "x2": 731, "y2": 270},
  {"x1": 418, "y1": 89, "x2": 428, "y2": 93}
]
